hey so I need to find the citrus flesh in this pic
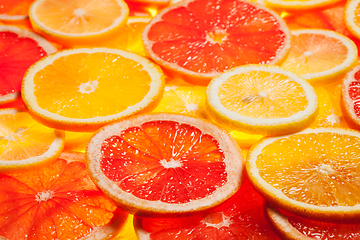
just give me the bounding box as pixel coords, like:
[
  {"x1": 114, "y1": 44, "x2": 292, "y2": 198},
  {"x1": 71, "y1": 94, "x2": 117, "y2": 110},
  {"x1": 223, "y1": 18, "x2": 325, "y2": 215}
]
[
  {"x1": 86, "y1": 113, "x2": 244, "y2": 216},
  {"x1": 0, "y1": 0, "x2": 33, "y2": 20},
  {"x1": 247, "y1": 128, "x2": 360, "y2": 223},
  {"x1": 0, "y1": 25, "x2": 56, "y2": 105},
  {"x1": 22, "y1": 48, "x2": 165, "y2": 132},
  {"x1": 0, "y1": 152, "x2": 128, "y2": 239},
  {"x1": 126, "y1": 16, "x2": 152, "y2": 55},
  {"x1": 143, "y1": 0, "x2": 290, "y2": 84},
  {"x1": 0, "y1": 108, "x2": 64, "y2": 172},
  {"x1": 345, "y1": 0, "x2": 360, "y2": 41}
]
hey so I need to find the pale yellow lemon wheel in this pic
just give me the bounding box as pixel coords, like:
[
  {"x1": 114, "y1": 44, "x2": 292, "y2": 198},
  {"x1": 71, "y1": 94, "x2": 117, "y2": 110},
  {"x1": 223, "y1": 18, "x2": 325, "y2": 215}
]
[
  {"x1": 22, "y1": 48, "x2": 165, "y2": 132},
  {"x1": 280, "y1": 29, "x2": 358, "y2": 86},
  {"x1": 0, "y1": 108, "x2": 64, "y2": 172},
  {"x1": 28, "y1": 0, "x2": 129, "y2": 48},
  {"x1": 206, "y1": 64, "x2": 319, "y2": 136},
  {"x1": 345, "y1": 0, "x2": 360, "y2": 41},
  {"x1": 247, "y1": 127, "x2": 360, "y2": 223},
  {"x1": 265, "y1": 0, "x2": 342, "y2": 11}
]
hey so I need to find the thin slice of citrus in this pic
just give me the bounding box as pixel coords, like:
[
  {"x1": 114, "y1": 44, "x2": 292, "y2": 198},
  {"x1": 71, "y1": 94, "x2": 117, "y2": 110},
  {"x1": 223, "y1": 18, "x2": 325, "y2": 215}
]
[
  {"x1": 265, "y1": 0, "x2": 342, "y2": 11},
  {"x1": 134, "y1": 177, "x2": 280, "y2": 239},
  {"x1": 206, "y1": 64, "x2": 319, "y2": 136},
  {"x1": 0, "y1": 108, "x2": 64, "y2": 172},
  {"x1": 22, "y1": 48, "x2": 165, "y2": 132},
  {"x1": 86, "y1": 113, "x2": 244, "y2": 217},
  {"x1": 0, "y1": 25, "x2": 56, "y2": 105},
  {"x1": 341, "y1": 65, "x2": 360, "y2": 130},
  {"x1": 126, "y1": 16, "x2": 152, "y2": 55},
  {"x1": 142, "y1": 0, "x2": 291, "y2": 85},
  {"x1": 0, "y1": 0, "x2": 34, "y2": 21},
  {"x1": 0, "y1": 151, "x2": 128, "y2": 239},
  {"x1": 29, "y1": 0, "x2": 129, "y2": 48},
  {"x1": 265, "y1": 204, "x2": 360, "y2": 240},
  {"x1": 247, "y1": 127, "x2": 360, "y2": 223},
  {"x1": 345, "y1": 0, "x2": 360, "y2": 41},
  {"x1": 64, "y1": 131, "x2": 93, "y2": 153},
  {"x1": 280, "y1": 29, "x2": 358, "y2": 86}
]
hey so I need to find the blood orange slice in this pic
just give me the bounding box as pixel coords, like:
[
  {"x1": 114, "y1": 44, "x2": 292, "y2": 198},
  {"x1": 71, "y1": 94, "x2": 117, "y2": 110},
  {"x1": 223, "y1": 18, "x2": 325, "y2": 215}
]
[
  {"x1": 86, "y1": 113, "x2": 244, "y2": 216},
  {"x1": 134, "y1": 177, "x2": 280, "y2": 239},
  {"x1": 0, "y1": 25, "x2": 56, "y2": 105},
  {"x1": 142, "y1": 0, "x2": 291, "y2": 85},
  {"x1": 0, "y1": 151, "x2": 128, "y2": 239}
]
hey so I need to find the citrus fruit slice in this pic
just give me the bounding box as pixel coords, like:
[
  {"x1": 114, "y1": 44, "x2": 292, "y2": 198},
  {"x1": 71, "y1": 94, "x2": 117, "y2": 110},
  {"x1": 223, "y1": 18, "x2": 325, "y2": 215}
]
[
  {"x1": 0, "y1": 151, "x2": 128, "y2": 239},
  {"x1": 0, "y1": 0, "x2": 33, "y2": 21},
  {"x1": 134, "y1": 177, "x2": 280, "y2": 239},
  {"x1": 64, "y1": 131, "x2": 93, "y2": 152},
  {"x1": 21, "y1": 48, "x2": 165, "y2": 132},
  {"x1": 341, "y1": 65, "x2": 360, "y2": 130},
  {"x1": 206, "y1": 64, "x2": 319, "y2": 136},
  {"x1": 280, "y1": 29, "x2": 358, "y2": 86},
  {"x1": 345, "y1": 0, "x2": 360, "y2": 41},
  {"x1": 265, "y1": 204, "x2": 360, "y2": 240},
  {"x1": 0, "y1": 108, "x2": 64, "y2": 172},
  {"x1": 86, "y1": 113, "x2": 244, "y2": 216},
  {"x1": 29, "y1": 0, "x2": 129, "y2": 48},
  {"x1": 0, "y1": 25, "x2": 56, "y2": 105},
  {"x1": 142, "y1": 0, "x2": 291, "y2": 85},
  {"x1": 247, "y1": 127, "x2": 360, "y2": 223},
  {"x1": 126, "y1": 16, "x2": 152, "y2": 55},
  {"x1": 265, "y1": 0, "x2": 342, "y2": 11}
]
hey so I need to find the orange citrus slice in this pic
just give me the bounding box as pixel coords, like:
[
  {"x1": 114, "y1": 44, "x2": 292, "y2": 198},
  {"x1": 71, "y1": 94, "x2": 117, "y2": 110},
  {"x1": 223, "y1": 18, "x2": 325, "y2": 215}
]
[
  {"x1": 21, "y1": 48, "x2": 165, "y2": 132},
  {"x1": 0, "y1": 0, "x2": 34, "y2": 21},
  {"x1": 134, "y1": 177, "x2": 280, "y2": 239},
  {"x1": 86, "y1": 113, "x2": 244, "y2": 216},
  {"x1": 265, "y1": 0, "x2": 342, "y2": 11},
  {"x1": 280, "y1": 29, "x2": 358, "y2": 86},
  {"x1": 0, "y1": 25, "x2": 56, "y2": 105},
  {"x1": 126, "y1": 16, "x2": 152, "y2": 55},
  {"x1": 64, "y1": 131, "x2": 93, "y2": 152},
  {"x1": 0, "y1": 151, "x2": 128, "y2": 239},
  {"x1": 0, "y1": 108, "x2": 64, "y2": 172},
  {"x1": 265, "y1": 204, "x2": 360, "y2": 239},
  {"x1": 247, "y1": 127, "x2": 360, "y2": 223},
  {"x1": 142, "y1": 0, "x2": 291, "y2": 85},
  {"x1": 29, "y1": 0, "x2": 129, "y2": 48},
  {"x1": 206, "y1": 64, "x2": 319, "y2": 136},
  {"x1": 345, "y1": 0, "x2": 360, "y2": 41},
  {"x1": 341, "y1": 65, "x2": 360, "y2": 130}
]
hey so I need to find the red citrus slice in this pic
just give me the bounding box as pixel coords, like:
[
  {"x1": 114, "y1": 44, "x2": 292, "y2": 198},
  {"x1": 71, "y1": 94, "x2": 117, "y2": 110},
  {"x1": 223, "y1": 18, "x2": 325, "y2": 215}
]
[
  {"x1": 341, "y1": 65, "x2": 360, "y2": 130},
  {"x1": 0, "y1": 25, "x2": 56, "y2": 105},
  {"x1": 0, "y1": 0, "x2": 33, "y2": 21},
  {"x1": 0, "y1": 151, "x2": 128, "y2": 239},
  {"x1": 134, "y1": 177, "x2": 280, "y2": 239},
  {"x1": 142, "y1": 0, "x2": 291, "y2": 85},
  {"x1": 86, "y1": 113, "x2": 245, "y2": 216}
]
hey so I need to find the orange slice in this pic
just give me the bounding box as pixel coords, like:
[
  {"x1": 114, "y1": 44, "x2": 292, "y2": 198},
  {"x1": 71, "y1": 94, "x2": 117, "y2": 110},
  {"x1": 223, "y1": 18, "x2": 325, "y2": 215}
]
[
  {"x1": 280, "y1": 29, "x2": 358, "y2": 86},
  {"x1": 21, "y1": 48, "x2": 165, "y2": 132},
  {"x1": 265, "y1": 204, "x2": 360, "y2": 239},
  {"x1": 345, "y1": 0, "x2": 360, "y2": 41},
  {"x1": 341, "y1": 65, "x2": 360, "y2": 130},
  {"x1": 29, "y1": 0, "x2": 129, "y2": 48},
  {"x1": 0, "y1": 25, "x2": 56, "y2": 105},
  {"x1": 0, "y1": 108, "x2": 64, "y2": 172},
  {"x1": 0, "y1": 0, "x2": 34, "y2": 21},
  {"x1": 206, "y1": 64, "x2": 319, "y2": 136},
  {"x1": 86, "y1": 113, "x2": 244, "y2": 216},
  {"x1": 265, "y1": 0, "x2": 342, "y2": 11},
  {"x1": 0, "y1": 151, "x2": 128, "y2": 239},
  {"x1": 247, "y1": 127, "x2": 360, "y2": 223},
  {"x1": 126, "y1": 16, "x2": 152, "y2": 55},
  {"x1": 134, "y1": 177, "x2": 280, "y2": 239},
  {"x1": 142, "y1": 0, "x2": 291, "y2": 85}
]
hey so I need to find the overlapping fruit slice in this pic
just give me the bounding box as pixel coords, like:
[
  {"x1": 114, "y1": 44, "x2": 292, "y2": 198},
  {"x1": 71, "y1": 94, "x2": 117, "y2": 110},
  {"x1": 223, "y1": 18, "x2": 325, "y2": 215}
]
[
  {"x1": 143, "y1": 0, "x2": 291, "y2": 85},
  {"x1": 0, "y1": 152, "x2": 128, "y2": 240},
  {"x1": 0, "y1": 25, "x2": 56, "y2": 105},
  {"x1": 86, "y1": 113, "x2": 244, "y2": 216},
  {"x1": 0, "y1": 0, "x2": 34, "y2": 21},
  {"x1": 265, "y1": 0, "x2": 342, "y2": 11},
  {"x1": 247, "y1": 128, "x2": 360, "y2": 223}
]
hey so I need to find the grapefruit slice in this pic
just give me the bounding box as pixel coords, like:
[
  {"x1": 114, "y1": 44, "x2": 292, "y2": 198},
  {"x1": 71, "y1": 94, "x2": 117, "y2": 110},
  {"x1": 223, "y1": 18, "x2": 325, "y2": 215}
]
[
  {"x1": 142, "y1": 0, "x2": 291, "y2": 85},
  {"x1": 86, "y1": 113, "x2": 244, "y2": 216}
]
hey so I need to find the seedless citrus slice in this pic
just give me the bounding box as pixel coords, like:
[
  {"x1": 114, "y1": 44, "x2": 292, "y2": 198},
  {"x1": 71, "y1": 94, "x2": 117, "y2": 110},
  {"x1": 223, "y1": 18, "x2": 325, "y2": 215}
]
[
  {"x1": 29, "y1": 0, "x2": 129, "y2": 47},
  {"x1": 265, "y1": 0, "x2": 342, "y2": 11},
  {"x1": 247, "y1": 127, "x2": 360, "y2": 223},
  {"x1": 0, "y1": 25, "x2": 56, "y2": 105},
  {"x1": 143, "y1": 0, "x2": 291, "y2": 85},
  {"x1": 206, "y1": 64, "x2": 319, "y2": 136},
  {"x1": 280, "y1": 29, "x2": 358, "y2": 85},
  {"x1": 0, "y1": 108, "x2": 64, "y2": 172},
  {"x1": 126, "y1": 16, "x2": 152, "y2": 55},
  {"x1": 0, "y1": 151, "x2": 128, "y2": 239},
  {"x1": 265, "y1": 204, "x2": 360, "y2": 240},
  {"x1": 0, "y1": 0, "x2": 33, "y2": 21},
  {"x1": 345, "y1": 0, "x2": 360, "y2": 41},
  {"x1": 86, "y1": 113, "x2": 244, "y2": 216},
  {"x1": 22, "y1": 48, "x2": 165, "y2": 132}
]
